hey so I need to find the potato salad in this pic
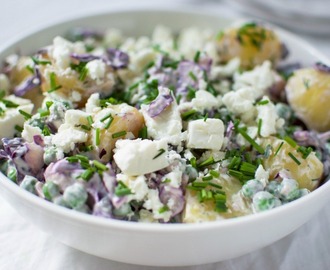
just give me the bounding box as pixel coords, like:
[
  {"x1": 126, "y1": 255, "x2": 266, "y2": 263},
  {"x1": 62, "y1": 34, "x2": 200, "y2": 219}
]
[{"x1": 0, "y1": 22, "x2": 329, "y2": 223}]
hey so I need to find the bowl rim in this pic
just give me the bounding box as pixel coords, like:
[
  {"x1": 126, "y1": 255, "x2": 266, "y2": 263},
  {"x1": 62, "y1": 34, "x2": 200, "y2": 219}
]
[{"x1": 1, "y1": 6, "x2": 330, "y2": 233}]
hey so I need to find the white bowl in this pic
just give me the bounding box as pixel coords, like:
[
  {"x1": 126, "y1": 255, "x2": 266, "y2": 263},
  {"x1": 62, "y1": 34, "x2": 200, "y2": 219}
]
[{"x1": 0, "y1": 7, "x2": 330, "y2": 267}]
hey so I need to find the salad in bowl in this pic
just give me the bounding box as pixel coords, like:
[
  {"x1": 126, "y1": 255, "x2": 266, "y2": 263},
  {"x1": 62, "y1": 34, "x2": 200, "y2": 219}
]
[{"x1": 0, "y1": 20, "x2": 329, "y2": 225}]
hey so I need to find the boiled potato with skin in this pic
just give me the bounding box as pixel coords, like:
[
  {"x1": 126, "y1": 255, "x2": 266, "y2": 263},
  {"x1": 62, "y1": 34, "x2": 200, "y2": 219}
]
[
  {"x1": 262, "y1": 137, "x2": 323, "y2": 191},
  {"x1": 286, "y1": 68, "x2": 330, "y2": 132},
  {"x1": 90, "y1": 103, "x2": 144, "y2": 162},
  {"x1": 216, "y1": 22, "x2": 282, "y2": 69},
  {"x1": 183, "y1": 176, "x2": 247, "y2": 223}
]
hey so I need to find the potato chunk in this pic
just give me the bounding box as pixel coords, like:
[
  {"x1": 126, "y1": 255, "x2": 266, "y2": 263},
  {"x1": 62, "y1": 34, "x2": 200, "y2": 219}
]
[
  {"x1": 286, "y1": 68, "x2": 330, "y2": 132},
  {"x1": 262, "y1": 137, "x2": 323, "y2": 190},
  {"x1": 216, "y1": 22, "x2": 282, "y2": 69}
]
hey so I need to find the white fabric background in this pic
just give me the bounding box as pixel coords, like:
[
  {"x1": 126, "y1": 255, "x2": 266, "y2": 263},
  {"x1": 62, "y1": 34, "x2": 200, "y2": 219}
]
[{"x1": 1, "y1": 1, "x2": 330, "y2": 269}]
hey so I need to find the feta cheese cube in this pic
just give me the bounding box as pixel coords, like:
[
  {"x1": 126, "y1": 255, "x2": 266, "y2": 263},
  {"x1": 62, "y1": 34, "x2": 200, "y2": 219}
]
[
  {"x1": 52, "y1": 128, "x2": 88, "y2": 153},
  {"x1": 256, "y1": 96, "x2": 279, "y2": 137},
  {"x1": 64, "y1": 109, "x2": 89, "y2": 127},
  {"x1": 187, "y1": 118, "x2": 224, "y2": 150},
  {"x1": 113, "y1": 139, "x2": 169, "y2": 176},
  {"x1": 86, "y1": 59, "x2": 106, "y2": 85},
  {"x1": 191, "y1": 90, "x2": 222, "y2": 112},
  {"x1": 85, "y1": 93, "x2": 100, "y2": 113},
  {"x1": 0, "y1": 95, "x2": 34, "y2": 138}
]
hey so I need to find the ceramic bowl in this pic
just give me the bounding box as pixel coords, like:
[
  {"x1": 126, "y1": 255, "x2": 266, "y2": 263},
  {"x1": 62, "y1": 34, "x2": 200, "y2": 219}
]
[{"x1": 0, "y1": 7, "x2": 329, "y2": 267}]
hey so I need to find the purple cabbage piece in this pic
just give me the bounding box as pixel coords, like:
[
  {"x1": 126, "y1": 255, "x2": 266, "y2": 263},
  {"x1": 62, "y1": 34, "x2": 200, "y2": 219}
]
[
  {"x1": 146, "y1": 87, "x2": 174, "y2": 117},
  {"x1": 13, "y1": 67, "x2": 41, "y2": 96},
  {"x1": 44, "y1": 159, "x2": 84, "y2": 191},
  {"x1": 314, "y1": 62, "x2": 330, "y2": 73},
  {"x1": 0, "y1": 138, "x2": 44, "y2": 183},
  {"x1": 70, "y1": 53, "x2": 100, "y2": 62},
  {"x1": 159, "y1": 185, "x2": 184, "y2": 217},
  {"x1": 107, "y1": 48, "x2": 129, "y2": 69},
  {"x1": 33, "y1": 135, "x2": 44, "y2": 147},
  {"x1": 93, "y1": 195, "x2": 113, "y2": 218}
]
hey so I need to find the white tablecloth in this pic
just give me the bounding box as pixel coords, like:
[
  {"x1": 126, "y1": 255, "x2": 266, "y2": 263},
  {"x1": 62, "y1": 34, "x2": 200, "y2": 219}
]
[{"x1": 1, "y1": 1, "x2": 330, "y2": 269}]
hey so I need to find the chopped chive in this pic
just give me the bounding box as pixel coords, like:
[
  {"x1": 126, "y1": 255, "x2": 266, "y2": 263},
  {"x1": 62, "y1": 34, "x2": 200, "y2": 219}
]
[
  {"x1": 235, "y1": 126, "x2": 264, "y2": 154},
  {"x1": 14, "y1": 125, "x2": 23, "y2": 132},
  {"x1": 256, "y1": 99, "x2": 269, "y2": 105},
  {"x1": 42, "y1": 126, "x2": 51, "y2": 136},
  {"x1": 162, "y1": 178, "x2": 171, "y2": 183},
  {"x1": 257, "y1": 119, "x2": 262, "y2": 136},
  {"x1": 0, "y1": 89, "x2": 5, "y2": 99},
  {"x1": 46, "y1": 101, "x2": 53, "y2": 110},
  {"x1": 80, "y1": 124, "x2": 91, "y2": 131},
  {"x1": 202, "y1": 175, "x2": 213, "y2": 181},
  {"x1": 297, "y1": 146, "x2": 313, "y2": 159},
  {"x1": 181, "y1": 109, "x2": 197, "y2": 121},
  {"x1": 153, "y1": 148, "x2": 166, "y2": 159},
  {"x1": 31, "y1": 56, "x2": 51, "y2": 65},
  {"x1": 92, "y1": 160, "x2": 108, "y2": 171},
  {"x1": 274, "y1": 142, "x2": 284, "y2": 156},
  {"x1": 138, "y1": 126, "x2": 148, "y2": 139},
  {"x1": 303, "y1": 78, "x2": 310, "y2": 90},
  {"x1": 80, "y1": 168, "x2": 94, "y2": 181},
  {"x1": 115, "y1": 181, "x2": 133, "y2": 197},
  {"x1": 208, "y1": 182, "x2": 223, "y2": 189},
  {"x1": 79, "y1": 66, "x2": 88, "y2": 81},
  {"x1": 128, "y1": 81, "x2": 140, "y2": 91},
  {"x1": 100, "y1": 113, "x2": 112, "y2": 122},
  {"x1": 190, "y1": 157, "x2": 197, "y2": 168},
  {"x1": 187, "y1": 85, "x2": 196, "y2": 100},
  {"x1": 192, "y1": 182, "x2": 208, "y2": 188},
  {"x1": 158, "y1": 205, "x2": 170, "y2": 213},
  {"x1": 194, "y1": 50, "x2": 200, "y2": 63},
  {"x1": 95, "y1": 128, "x2": 100, "y2": 146},
  {"x1": 18, "y1": 110, "x2": 32, "y2": 120},
  {"x1": 47, "y1": 85, "x2": 62, "y2": 93},
  {"x1": 25, "y1": 65, "x2": 34, "y2": 74},
  {"x1": 50, "y1": 72, "x2": 57, "y2": 88},
  {"x1": 214, "y1": 193, "x2": 227, "y2": 212},
  {"x1": 240, "y1": 162, "x2": 257, "y2": 176},
  {"x1": 87, "y1": 115, "x2": 94, "y2": 125},
  {"x1": 112, "y1": 130, "x2": 127, "y2": 139},
  {"x1": 198, "y1": 156, "x2": 220, "y2": 168},
  {"x1": 104, "y1": 117, "x2": 114, "y2": 129},
  {"x1": 188, "y1": 71, "x2": 198, "y2": 82},
  {"x1": 1, "y1": 99, "x2": 19, "y2": 108},
  {"x1": 284, "y1": 136, "x2": 297, "y2": 148},
  {"x1": 39, "y1": 110, "x2": 50, "y2": 117},
  {"x1": 203, "y1": 113, "x2": 208, "y2": 122},
  {"x1": 288, "y1": 152, "x2": 301, "y2": 165},
  {"x1": 209, "y1": 170, "x2": 220, "y2": 178}
]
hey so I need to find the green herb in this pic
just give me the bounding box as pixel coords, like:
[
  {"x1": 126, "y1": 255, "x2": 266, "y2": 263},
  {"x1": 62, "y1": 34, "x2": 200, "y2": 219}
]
[
  {"x1": 159, "y1": 205, "x2": 170, "y2": 213},
  {"x1": 257, "y1": 119, "x2": 263, "y2": 136},
  {"x1": 138, "y1": 126, "x2": 148, "y2": 139},
  {"x1": 208, "y1": 182, "x2": 222, "y2": 189},
  {"x1": 190, "y1": 157, "x2": 197, "y2": 168},
  {"x1": 92, "y1": 160, "x2": 108, "y2": 171},
  {"x1": 198, "y1": 156, "x2": 220, "y2": 168},
  {"x1": 194, "y1": 50, "x2": 200, "y2": 63},
  {"x1": 128, "y1": 81, "x2": 140, "y2": 91},
  {"x1": 80, "y1": 168, "x2": 94, "y2": 181},
  {"x1": 162, "y1": 178, "x2": 171, "y2": 183},
  {"x1": 80, "y1": 125, "x2": 91, "y2": 131},
  {"x1": 115, "y1": 181, "x2": 133, "y2": 197},
  {"x1": 181, "y1": 109, "x2": 198, "y2": 121},
  {"x1": 214, "y1": 193, "x2": 227, "y2": 212},
  {"x1": 25, "y1": 65, "x2": 34, "y2": 74},
  {"x1": 256, "y1": 99, "x2": 269, "y2": 106},
  {"x1": 14, "y1": 125, "x2": 23, "y2": 132},
  {"x1": 31, "y1": 56, "x2": 51, "y2": 65},
  {"x1": 100, "y1": 113, "x2": 112, "y2": 122},
  {"x1": 18, "y1": 110, "x2": 32, "y2": 120},
  {"x1": 1, "y1": 99, "x2": 19, "y2": 108},
  {"x1": 79, "y1": 66, "x2": 88, "y2": 81},
  {"x1": 112, "y1": 130, "x2": 127, "y2": 139},
  {"x1": 42, "y1": 126, "x2": 51, "y2": 136},
  {"x1": 235, "y1": 125, "x2": 264, "y2": 154},
  {"x1": 87, "y1": 115, "x2": 94, "y2": 125},
  {"x1": 153, "y1": 148, "x2": 166, "y2": 159},
  {"x1": 47, "y1": 72, "x2": 62, "y2": 93},
  {"x1": 95, "y1": 128, "x2": 100, "y2": 146},
  {"x1": 274, "y1": 142, "x2": 284, "y2": 156},
  {"x1": 0, "y1": 90, "x2": 5, "y2": 99},
  {"x1": 152, "y1": 44, "x2": 169, "y2": 56},
  {"x1": 303, "y1": 78, "x2": 310, "y2": 90},
  {"x1": 284, "y1": 136, "x2": 297, "y2": 148},
  {"x1": 187, "y1": 86, "x2": 196, "y2": 100},
  {"x1": 188, "y1": 71, "x2": 197, "y2": 82},
  {"x1": 297, "y1": 146, "x2": 313, "y2": 159},
  {"x1": 209, "y1": 170, "x2": 220, "y2": 178},
  {"x1": 216, "y1": 31, "x2": 224, "y2": 40},
  {"x1": 288, "y1": 152, "x2": 301, "y2": 165}
]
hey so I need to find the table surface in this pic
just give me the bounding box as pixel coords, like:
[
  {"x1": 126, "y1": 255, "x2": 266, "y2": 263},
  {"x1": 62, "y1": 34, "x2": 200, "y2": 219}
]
[{"x1": 1, "y1": 1, "x2": 330, "y2": 269}]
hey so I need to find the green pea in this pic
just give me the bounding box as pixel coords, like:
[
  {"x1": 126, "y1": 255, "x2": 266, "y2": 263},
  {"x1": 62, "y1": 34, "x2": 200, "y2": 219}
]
[
  {"x1": 265, "y1": 180, "x2": 281, "y2": 197},
  {"x1": 278, "y1": 178, "x2": 300, "y2": 202},
  {"x1": 63, "y1": 183, "x2": 88, "y2": 208},
  {"x1": 43, "y1": 181, "x2": 60, "y2": 201},
  {"x1": 113, "y1": 203, "x2": 132, "y2": 217},
  {"x1": 20, "y1": 175, "x2": 37, "y2": 194},
  {"x1": 241, "y1": 179, "x2": 264, "y2": 199},
  {"x1": 252, "y1": 191, "x2": 281, "y2": 212}
]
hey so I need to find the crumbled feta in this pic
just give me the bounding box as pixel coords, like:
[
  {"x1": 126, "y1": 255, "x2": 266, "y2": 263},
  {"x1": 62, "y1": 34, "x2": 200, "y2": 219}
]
[
  {"x1": 256, "y1": 96, "x2": 279, "y2": 137},
  {"x1": 143, "y1": 189, "x2": 171, "y2": 222},
  {"x1": 113, "y1": 139, "x2": 170, "y2": 176},
  {"x1": 233, "y1": 61, "x2": 275, "y2": 99},
  {"x1": 64, "y1": 109, "x2": 89, "y2": 127},
  {"x1": 236, "y1": 126, "x2": 258, "y2": 147},
  {"x1": 211, "y1": 57, "x2": 241, "y2": 78},
  {"x1": 86, "y1": 59, "x2": 106, "y2": 85},
  {"x1": 222, "y1": 87, "x2": 256, "y2": 122},
  {"x1": 141, "y1": 95, "x2": 183, "y2": 145},
  {"x1": 21, "y1": 124, "x2": 43, "y2": 143},
  {"x1": 117, "y1": 174, "x2": 149, "y2": 202},
  {"x1": 50, "y1": 36, "x2": 85, "y2": 69},
  {"x1": 51, "y1": 128, "x2": 88, "y2": 153},
  {"x1": 255, "y1": 165, "x2": 270, "y2": 187},
  {"x1": 0, "y1": 95, "x2": 34, "y2": 138},
  {"x1": 85, "y1": 93, "x2": 100, "y2": 113},
  {"x1": 0, "y1": 74, "x2": 10, "y2": 93},
  {"x1": 162, "y1": 171, "x2": 182, "y2": 188},
  {"x1": 191, "y1": 90, "x2": 222, "y2": 112},
  {"x1": 187, "y1": 119, "x2": 224, "y2": 150}
]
